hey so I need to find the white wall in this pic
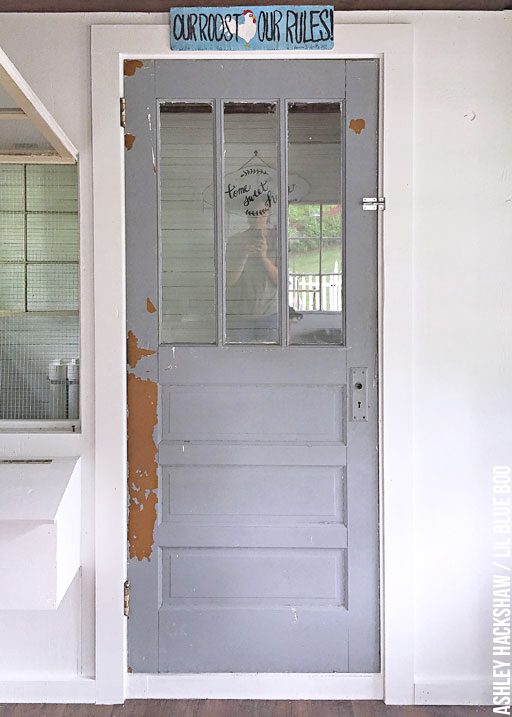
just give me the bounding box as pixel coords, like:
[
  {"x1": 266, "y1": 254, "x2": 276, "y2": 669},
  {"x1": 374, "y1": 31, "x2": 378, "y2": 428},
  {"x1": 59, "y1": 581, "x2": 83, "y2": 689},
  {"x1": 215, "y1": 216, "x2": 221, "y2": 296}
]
[
  {"x1": 0, "y1": 9, "x2": 509, "y2": 702},
  {"x1": 411, "y1": 11, "x2": 511, "y2": 703}
]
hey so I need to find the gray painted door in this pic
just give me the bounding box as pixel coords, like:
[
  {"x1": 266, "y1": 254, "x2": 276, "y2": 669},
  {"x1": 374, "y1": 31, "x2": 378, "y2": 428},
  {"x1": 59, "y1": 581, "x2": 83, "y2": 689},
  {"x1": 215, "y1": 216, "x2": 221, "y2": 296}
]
[{"x1": 125, "y1": 59, "x2": 379, "y2": 673}]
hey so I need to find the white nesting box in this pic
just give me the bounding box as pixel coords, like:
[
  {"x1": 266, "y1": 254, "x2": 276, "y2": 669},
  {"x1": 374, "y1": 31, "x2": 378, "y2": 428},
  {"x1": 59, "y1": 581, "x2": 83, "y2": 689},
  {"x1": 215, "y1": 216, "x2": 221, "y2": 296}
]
[{"x1": 0, "y1": 457, "x2": 81, "y2": 610}]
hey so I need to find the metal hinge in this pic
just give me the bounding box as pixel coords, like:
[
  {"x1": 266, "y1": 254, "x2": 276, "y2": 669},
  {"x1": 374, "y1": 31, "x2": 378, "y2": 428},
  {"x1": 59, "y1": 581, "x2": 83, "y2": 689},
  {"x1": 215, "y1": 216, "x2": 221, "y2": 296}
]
[
  {"x1": 362, "y1": 197, "x2": 385, "y2": 211},
  {"x1": 124, "y1": 579, "x2": 130, "y2": 617},
  {"x1": 120, "y1": 97, "x2": 126, "y2": 129}
]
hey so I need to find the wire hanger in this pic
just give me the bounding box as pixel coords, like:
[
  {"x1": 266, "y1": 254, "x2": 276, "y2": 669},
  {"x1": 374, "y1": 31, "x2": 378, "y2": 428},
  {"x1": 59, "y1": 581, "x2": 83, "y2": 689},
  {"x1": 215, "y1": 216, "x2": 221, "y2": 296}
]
[{"x1": 237, "y1": 150, "x2": 275, "y2": 171}]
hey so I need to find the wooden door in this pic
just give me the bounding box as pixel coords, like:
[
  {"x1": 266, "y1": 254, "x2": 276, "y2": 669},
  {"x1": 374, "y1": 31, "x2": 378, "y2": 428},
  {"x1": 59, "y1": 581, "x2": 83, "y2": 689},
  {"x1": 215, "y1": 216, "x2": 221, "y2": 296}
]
[{"x1": 125, "y1": 59, "x2": 379, "y2": 673}]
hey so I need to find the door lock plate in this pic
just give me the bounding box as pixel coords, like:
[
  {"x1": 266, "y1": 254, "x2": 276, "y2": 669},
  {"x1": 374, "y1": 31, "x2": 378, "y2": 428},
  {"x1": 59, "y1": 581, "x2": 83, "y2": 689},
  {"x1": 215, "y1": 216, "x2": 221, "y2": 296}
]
[
  {"x1": 362, "y1": 197, "x2": 385, "y2": 211},
  {"x1": 350, "y1": 367, "x2": 368, "y2": 421}
]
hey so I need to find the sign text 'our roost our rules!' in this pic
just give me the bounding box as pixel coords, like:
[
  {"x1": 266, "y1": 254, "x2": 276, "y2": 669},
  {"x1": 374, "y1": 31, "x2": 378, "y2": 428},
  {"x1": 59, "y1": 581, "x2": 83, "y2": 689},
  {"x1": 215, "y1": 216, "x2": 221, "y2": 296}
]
[{"x1": 170, "y1": 6, "x2": 334, "y2": 51}]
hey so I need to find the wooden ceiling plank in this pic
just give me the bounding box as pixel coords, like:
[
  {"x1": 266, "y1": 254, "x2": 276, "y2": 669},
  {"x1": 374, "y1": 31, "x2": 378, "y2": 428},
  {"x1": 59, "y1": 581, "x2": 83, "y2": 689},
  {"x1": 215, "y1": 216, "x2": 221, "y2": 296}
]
[
  {"x1": 0, "y1": 108, "x2": 28, "y2": 120},
  {"x1": 0, "y1": 153, "x2": 71, "y2": 164},
  {"x1": 0, "y1": 0, "x2": 506, "y2": 10}
]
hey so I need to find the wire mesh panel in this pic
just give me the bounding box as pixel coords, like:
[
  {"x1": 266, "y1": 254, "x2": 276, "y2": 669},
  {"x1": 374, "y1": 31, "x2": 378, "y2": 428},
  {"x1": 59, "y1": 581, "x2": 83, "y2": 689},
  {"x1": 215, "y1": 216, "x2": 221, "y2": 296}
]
[{"x1": 0, "y1": 165, "x2": 80, "y2": 423}]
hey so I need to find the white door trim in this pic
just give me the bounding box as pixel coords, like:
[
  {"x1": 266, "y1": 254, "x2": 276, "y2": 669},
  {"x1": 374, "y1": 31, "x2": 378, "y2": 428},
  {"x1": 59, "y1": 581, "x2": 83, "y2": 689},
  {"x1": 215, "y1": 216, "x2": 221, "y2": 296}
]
[
  {"x1": 91, "y1": 21, "x2": 413, "y2": 705},
  {"x1": 127, "y1": 673, "x2": 383, "y2": 700}
]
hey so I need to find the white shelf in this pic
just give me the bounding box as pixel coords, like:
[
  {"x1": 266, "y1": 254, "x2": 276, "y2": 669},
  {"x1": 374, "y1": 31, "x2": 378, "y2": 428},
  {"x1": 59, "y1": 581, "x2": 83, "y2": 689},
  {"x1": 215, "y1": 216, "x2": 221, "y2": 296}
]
[{"x1": 0, "y1": 457, "x2": 81, "y2": 610}]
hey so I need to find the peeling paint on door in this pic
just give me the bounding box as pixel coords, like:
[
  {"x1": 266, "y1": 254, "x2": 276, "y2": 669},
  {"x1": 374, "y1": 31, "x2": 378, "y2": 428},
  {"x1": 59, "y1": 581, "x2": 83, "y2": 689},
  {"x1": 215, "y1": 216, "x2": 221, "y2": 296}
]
[
  {"x1": 146, "y1": 298, "x2": 157, "y2": 314},
  {"x1": 125, "y1": 133, "x2": 136, "y2": 150},
  {"x1": 349, "y1": 118, "x2": 366, "y2": 134},
  {"x1": 127, "y1": 372, "x2": 158, "y2": 561},
  {"x1": 124, "y1": 59, "x2": 144, "y2": 77},
  {"x1": 127, "y1": 329, "x2": 155, "y2": 369}
]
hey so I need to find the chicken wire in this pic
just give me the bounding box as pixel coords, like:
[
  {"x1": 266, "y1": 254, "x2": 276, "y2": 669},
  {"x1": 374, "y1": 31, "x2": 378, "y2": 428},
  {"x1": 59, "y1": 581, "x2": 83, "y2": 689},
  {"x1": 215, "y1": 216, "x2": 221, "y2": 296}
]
[{"x1": 0, "y1": 164, "x2": 80, "y2": 422}]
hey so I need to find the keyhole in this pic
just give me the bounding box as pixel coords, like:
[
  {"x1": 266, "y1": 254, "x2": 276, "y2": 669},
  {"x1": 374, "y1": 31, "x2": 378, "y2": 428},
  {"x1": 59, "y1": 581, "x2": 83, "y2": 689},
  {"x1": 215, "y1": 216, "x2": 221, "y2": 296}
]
[{"x1": 357, "y1": 401, "x2": 362, "y2": 409}]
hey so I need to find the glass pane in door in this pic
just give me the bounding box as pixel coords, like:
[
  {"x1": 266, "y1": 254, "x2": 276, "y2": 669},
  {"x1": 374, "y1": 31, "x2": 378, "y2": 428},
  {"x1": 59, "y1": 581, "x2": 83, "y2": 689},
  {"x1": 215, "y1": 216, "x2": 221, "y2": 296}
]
[
  {"x1": 160, "y1": 102, "x2": 216, "y2": 344},
  {"x1": 224, "y1": 102, "x2": 280, "y2": 344},
  {"x1": 288, "y1": 102, "x2": 343, "y2": 345}
]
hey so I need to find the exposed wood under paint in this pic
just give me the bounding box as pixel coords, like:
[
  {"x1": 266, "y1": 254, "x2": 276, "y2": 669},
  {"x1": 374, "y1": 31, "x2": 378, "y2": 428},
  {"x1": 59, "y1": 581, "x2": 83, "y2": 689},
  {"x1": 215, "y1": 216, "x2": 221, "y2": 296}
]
[
  {"x1": 127, "y1": 330, "x2": 155, "y2": 369},
  {"x1": 349, "y1": 118, "x2": 366, "y2": 135},
  {"x1": 127, "y1": 371, "x2": 158, "y2": 561},
  {"x1": 0, "y1": 0, "x2": 508, "y2": 9},
  {"x1": 124, "y1": 59, "x2": 144, "y2": 77},
  {"x1": 125, "y1": 133, "x2": 136, "y2": 150}
]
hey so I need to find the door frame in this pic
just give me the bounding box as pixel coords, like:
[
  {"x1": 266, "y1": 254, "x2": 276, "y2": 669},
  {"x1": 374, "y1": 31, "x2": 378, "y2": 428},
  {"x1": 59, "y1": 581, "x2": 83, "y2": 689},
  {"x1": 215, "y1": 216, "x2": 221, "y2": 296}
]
[{"x1": 91, "y1": 20, "x2": 413, "y2": 705}]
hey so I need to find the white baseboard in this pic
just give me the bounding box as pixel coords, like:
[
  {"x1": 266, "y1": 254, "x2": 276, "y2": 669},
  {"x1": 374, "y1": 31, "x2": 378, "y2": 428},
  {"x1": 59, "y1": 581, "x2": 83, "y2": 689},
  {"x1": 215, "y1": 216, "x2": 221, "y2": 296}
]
[
  {"x1": 0, "y1": 675, "x2": 490, "y2": 704},
  {"x1": 415, "y1": 679, "x2": 492, "y2": 706},
  {"x1": 127, "y1": 673, "x2": 383, "y2": 700},
  {"x1": 0, "y1": 678, "x2": 96, "y2": 703}
]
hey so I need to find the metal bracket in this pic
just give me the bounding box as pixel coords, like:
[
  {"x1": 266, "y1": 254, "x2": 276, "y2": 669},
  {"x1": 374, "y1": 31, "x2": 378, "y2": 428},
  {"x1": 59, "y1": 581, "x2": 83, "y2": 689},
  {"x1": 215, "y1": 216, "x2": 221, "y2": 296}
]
[
  {"x1": 362, "y1": 197, "x2": 385, "y2": 211},
  {"x1": 124, "y1": 579, "x2": 130, "y2": 617},
  {"x1": 120, "y1": 97, "x2": 126, "y2": 129}
]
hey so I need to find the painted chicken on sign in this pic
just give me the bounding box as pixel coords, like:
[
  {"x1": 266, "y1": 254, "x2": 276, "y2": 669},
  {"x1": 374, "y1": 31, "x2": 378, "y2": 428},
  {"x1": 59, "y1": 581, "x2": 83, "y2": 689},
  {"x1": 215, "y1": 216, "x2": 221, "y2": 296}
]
[{"x1": 223, "y1": 9, "x2": 257, "y2": 46}]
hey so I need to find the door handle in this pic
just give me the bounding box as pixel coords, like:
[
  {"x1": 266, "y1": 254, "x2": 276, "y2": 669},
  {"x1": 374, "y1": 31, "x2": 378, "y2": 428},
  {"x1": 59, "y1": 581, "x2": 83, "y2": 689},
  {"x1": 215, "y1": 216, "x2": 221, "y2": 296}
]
[{"x1": 350, "y1": 367, "x2": 368, "y2": 421}]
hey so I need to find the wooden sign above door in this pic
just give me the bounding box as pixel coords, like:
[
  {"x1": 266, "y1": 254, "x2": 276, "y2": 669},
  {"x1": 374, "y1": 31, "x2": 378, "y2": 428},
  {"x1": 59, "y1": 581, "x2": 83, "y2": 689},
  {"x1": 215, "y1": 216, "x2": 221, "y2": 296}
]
[{"x1": 170, "y1": 5, "x2": 334, "y2": 50}]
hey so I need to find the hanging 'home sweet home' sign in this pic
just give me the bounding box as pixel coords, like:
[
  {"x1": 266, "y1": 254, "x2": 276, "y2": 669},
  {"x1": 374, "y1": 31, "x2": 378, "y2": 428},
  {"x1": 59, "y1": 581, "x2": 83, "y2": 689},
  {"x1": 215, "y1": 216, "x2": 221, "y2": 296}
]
[
  {"x1": 203, "y1": 151, "x2": 310, "y2": 216},
  {"x1": 170, "y1": 6, "x2": 334, "y2": 50}
]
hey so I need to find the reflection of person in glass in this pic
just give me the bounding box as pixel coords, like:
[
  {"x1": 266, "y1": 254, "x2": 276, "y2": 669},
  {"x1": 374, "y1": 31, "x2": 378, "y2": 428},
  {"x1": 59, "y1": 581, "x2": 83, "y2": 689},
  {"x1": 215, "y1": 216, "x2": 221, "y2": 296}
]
[{"x1": 226, "y1": 199, "x2": 278, "y2": 343}]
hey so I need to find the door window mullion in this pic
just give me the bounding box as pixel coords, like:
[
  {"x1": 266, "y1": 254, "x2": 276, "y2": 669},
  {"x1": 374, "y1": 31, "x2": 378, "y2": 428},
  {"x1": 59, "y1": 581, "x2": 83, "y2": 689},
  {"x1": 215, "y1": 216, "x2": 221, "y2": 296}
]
[
  {"x1": 278, "y1": 98, "x2": 289, "y2": 346},
  {"x1": 214, "y1": 98, "x2": 225, "y2": 346}
]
